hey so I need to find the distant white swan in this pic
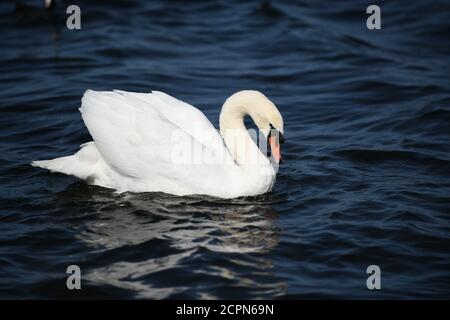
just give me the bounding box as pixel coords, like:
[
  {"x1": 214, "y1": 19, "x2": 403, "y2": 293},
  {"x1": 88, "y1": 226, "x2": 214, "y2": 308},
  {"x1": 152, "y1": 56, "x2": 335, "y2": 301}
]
[{"x1": 32, "y1": 90, "x2": 285, "y2": 198}]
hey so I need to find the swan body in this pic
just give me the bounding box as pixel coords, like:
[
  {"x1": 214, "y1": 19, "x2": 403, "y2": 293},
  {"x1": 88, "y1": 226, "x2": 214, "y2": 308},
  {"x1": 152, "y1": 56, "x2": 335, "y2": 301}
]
[{"x1": 32, "y1": 90, "x2": 284, "y2": 198}]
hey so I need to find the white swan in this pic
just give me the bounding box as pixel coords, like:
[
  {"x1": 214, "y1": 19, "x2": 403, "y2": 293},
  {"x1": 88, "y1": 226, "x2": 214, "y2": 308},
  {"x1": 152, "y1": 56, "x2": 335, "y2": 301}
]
[{"x1": 32, "y1": 90, "x2": 285, "y2": 198}]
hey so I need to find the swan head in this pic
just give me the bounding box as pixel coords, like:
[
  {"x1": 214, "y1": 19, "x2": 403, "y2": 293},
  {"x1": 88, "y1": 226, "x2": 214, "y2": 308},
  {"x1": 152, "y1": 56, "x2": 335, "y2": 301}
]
[{"x1": 220, "y1": 90, "x2": 284, "y2": 164}]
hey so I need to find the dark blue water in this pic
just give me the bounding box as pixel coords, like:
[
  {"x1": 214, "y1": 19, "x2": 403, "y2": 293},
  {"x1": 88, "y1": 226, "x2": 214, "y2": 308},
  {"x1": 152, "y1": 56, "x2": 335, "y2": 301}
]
[{"x1": 1, "y1": 0, "x2": 449, "y2": 299}]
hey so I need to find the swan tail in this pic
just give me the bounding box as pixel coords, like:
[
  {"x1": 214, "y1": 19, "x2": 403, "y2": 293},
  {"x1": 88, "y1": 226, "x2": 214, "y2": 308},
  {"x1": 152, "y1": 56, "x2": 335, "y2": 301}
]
[
  {"x1": 31, "y1": 142, "x2": 101, "y2": 181},
  {"x1": 31, "y1": 156, "x2": 78, "y2": 175}
]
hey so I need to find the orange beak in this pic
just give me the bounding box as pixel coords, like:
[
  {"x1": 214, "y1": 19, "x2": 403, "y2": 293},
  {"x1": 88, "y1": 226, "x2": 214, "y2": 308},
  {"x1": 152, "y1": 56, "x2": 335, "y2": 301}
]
[{"x1": 269, "y1": 135, "x2": 282, "y2": 164}]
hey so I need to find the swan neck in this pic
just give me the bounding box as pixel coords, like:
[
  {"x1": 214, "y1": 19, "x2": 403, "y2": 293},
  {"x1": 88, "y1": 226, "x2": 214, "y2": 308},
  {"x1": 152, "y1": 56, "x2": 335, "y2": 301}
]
[{"x1": 219, "y1": 95, "x2": 268, "y2": 166}]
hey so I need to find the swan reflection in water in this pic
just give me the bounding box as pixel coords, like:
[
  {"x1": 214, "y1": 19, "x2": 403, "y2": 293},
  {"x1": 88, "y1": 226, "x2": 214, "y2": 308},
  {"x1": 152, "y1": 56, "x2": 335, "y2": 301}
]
[{"x1": 57, "y1": 182, "x2": 287, "y2": 298}]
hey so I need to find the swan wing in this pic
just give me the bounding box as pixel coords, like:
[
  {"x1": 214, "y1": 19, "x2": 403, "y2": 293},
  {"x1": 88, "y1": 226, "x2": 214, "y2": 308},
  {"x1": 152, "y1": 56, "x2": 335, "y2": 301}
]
[{"x1": 79, "y1": 90, "x2": 234, "y2": 182}]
